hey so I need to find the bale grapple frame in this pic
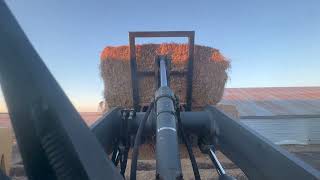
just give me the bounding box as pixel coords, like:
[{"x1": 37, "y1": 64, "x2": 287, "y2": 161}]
[
  {"x1": 0, "y1": 1, "x2": 319, "y2": 180},
  {"x1": 129, "y1": 31, "x2": 195, "y2": 111}
]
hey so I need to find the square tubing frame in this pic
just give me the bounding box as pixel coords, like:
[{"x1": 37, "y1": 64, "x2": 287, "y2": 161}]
[{"x1": 129, "y1": 31, "x2": 195, "y2": 111}]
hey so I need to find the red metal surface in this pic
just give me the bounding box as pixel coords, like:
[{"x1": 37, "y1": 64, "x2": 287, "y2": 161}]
[
  {"x1": 0, "y1": 113, "x2": 11, "y2": 128},
  {"x1": 223, "y1": 87, "x2": 320, "y2": 100},
  {"x1": 0, "y1": 112, "x2": 102, "y2": 128}
]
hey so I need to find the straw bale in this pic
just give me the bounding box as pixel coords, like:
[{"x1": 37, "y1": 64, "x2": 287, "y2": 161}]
[{"x1": 100, "y1": 43, "x2": 229, "y2": 109}]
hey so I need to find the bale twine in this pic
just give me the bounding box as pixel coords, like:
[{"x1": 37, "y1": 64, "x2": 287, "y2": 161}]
[{"x1": 100, "y1": 43, "x2": 230, "y2": 109}]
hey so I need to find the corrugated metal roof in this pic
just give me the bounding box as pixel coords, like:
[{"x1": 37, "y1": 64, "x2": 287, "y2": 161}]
[
  {"x1": 241, "y1": 118, "x2": 320, "y2": 145},
  {"x1": 221, "y1": 87, "x2": 320, "y2": 117},
  {"x1": 221, "y1": 87, "x2": 320, "y2": 145}
]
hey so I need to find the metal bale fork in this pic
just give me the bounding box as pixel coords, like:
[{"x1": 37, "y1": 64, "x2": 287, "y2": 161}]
[{"x1": 0, "y1": 1, "x2": 319, "y2": 180}]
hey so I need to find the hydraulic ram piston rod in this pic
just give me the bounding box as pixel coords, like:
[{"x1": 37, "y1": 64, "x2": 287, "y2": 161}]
[
  {"x1": 209, "y1": 148, "x2": 226, "y2": 176},
  {"x1": 155, "y1": 57, "x2": 183, "y2": 179},
  {"x1": 159, "y1": 57, "x2": 168, "y2": 87}
]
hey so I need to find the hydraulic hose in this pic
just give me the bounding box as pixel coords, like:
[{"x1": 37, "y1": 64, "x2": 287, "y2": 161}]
[
  {"x1": 130, "y1": 101, "x2": 155, "y2": 180},
  {"x1": 177, "y1": 108, "x2": 201, "y2": 180}
]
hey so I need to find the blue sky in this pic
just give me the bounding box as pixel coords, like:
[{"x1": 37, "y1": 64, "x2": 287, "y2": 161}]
[{"x1": 1, "y1": 0, "x2": 319, "y2": 112}]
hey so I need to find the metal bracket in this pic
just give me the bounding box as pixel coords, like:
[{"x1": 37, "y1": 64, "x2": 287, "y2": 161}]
[{"x1": 129, "y1": 31, "x2": 195, "y2": 111}]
